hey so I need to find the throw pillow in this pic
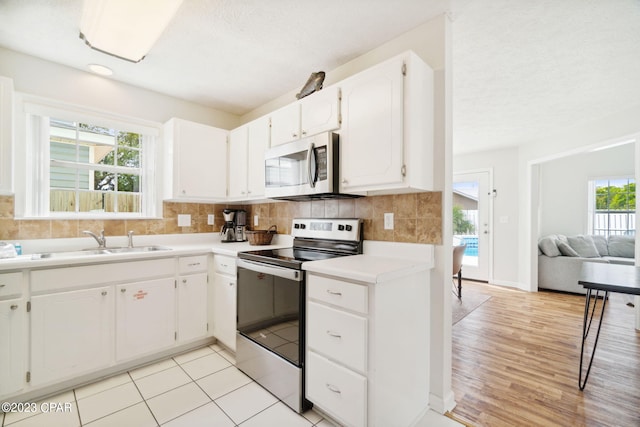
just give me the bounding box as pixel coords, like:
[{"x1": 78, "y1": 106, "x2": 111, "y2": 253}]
[
  {"x1": 567, "y1": 235, "x2": 600, "y2": 258},
  {"x1": 591, "y1": 235, "x2": 609, "y2": 256},
  {"x1": 538, "y1": 235, "x2": 561, "y2": 257},
  {"x1": 608, "y1": 235, "x2": 635, "y2": 258},
  {"x1": 557, "y1": 241, "x2": 579, "y2": 257}
]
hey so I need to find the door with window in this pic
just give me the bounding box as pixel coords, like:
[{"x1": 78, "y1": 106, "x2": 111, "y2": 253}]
[{"x1": 453, "y1": 171, "x2": 491, "y2": 281}]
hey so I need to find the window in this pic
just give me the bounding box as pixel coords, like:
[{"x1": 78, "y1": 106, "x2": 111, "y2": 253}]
[
  {"x1": 49, "y1": 119, "x2": 143, "y2": 214},
  {"x1": 589, "y1": 178, "x2": 636, "y2": 236},
  {"x1": 16, "y1": 96, "x2": 161, "y2": 218}
]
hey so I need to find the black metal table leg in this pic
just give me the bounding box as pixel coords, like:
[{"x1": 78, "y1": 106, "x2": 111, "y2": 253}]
[{"x1": 579, "y1": 288, "x2": 608, "y2": 390}]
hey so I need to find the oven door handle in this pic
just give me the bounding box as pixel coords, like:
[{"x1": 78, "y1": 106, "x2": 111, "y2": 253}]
[{"x1": 237, "y1": 259, "x2": 303, "y2": 282}]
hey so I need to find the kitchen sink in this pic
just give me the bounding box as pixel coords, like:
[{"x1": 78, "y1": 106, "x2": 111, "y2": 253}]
[
  {"x1": 105, "y1": 246, "x2": 172, "y2": 253},
  {"x1": 31, "y1": 246, "x2": 172, "y2": 259}
]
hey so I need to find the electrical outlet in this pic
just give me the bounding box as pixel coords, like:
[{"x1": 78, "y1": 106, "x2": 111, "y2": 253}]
[
  {"x1": 207, "y1": 214, "x2": 215, "y2": 225},
  {"x1": 178, "y1": 214, "x2": 191, "y2": 227},
  {"x1": 384, "y1": 213, "x2": 394, "y2": 230},
  {"x1": 254, "y1": 215, "x2": 259, "y2": 226}
]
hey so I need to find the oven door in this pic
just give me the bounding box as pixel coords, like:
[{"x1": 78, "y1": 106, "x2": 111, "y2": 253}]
[
  {"x1": 264, "y1": 133, "x2": 336, "y2": 199},
  {"x1": 236, "y1": 258, "x2": 304, "y2": 367}
]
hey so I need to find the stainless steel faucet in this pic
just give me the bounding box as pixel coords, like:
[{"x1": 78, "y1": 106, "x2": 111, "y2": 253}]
[
  {"x1": 82, "y1": 229, "x2": 106, "y2": 248},
  {"x1": 127, "y1": 230, "x2": 134, "y2": 248}
]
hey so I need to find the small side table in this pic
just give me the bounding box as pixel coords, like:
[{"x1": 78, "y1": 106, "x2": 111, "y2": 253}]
[{"x1": 578, "y1": 263, "x2": 640, "y2": 390}]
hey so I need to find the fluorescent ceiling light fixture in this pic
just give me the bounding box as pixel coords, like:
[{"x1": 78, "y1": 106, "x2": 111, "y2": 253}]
[
  {"x1": 87, "y1": 64, "x2": 113, "y2": 76},
  {"x1": 79, "y1": 0, "x2": 184, "y2": 63}
]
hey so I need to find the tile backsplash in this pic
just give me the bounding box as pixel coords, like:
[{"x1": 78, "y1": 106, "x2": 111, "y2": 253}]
[{"x1": 0, "y1": 192, "x2": 442, "y2": 244}]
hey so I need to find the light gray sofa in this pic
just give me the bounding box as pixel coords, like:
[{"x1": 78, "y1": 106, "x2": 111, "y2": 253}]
[{"x1": 538, "y1": 234, "x2": 635, "y2": 294}]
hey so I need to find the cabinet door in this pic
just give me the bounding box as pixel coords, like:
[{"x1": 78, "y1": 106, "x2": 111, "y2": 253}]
[
  {"x1": 177, "y1": 273, "x2": 208, "y2": 343},
  {"x1": 116, "y1": 278, "x2": 175, "y2": 361},
  {"x1": 246, "y1": 116, "x2": 270, "y2": 198},
  {"x1": 31, "y1": 287, "x2": 113, "y2": 386},
  {"x1": 173, "y1": 119, "x2": 228, "y2": 199},
  {"x1": 300, "y1": 85, "x2": 341, "y2": 138},
  {"x1": 0, "y1": 299, "x2": 25, "y2": 396},
  {"x1": 212, "y1": 273, "x2": 236, "y2": 351},
  {"x1": 270, "y1": 103, "x2": 300, "y2": 146},
  {"x1": 228, "y1": 125, "x2": 249, "y2": 198},
  {"x1": 339, "y1": 57, "x2": 405, "y2": 192}
]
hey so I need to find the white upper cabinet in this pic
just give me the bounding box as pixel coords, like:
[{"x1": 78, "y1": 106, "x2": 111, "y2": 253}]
[
  {"x1": 228, "y1": 115, "x2": 270, "y2": 200},
  {"x1": 164, "y1": 118, "x2": 228, "y2": 201},
  {"x1": 270, "y1": 85, "x2": 341, "y2": 147},
  {"x1": 0, "y1": 76, "x2": 13, "y2": 194},
  {"x1": 339, "y1": 51, "x2": 434, "y2": 194},
  {"x1": 270, "y1": 102, "x2": 301, "y2": 147},
  {"x1": 299, "y1": 85, "x2": 341, "y2": 138}
]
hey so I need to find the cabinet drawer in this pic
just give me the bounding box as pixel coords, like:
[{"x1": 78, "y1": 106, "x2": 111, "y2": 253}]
[
  {"x1": 179, "y1": 255, "x2": 208, "y2": 274},
  {"x1": 307, "y1": 302, "x2": 367, "y2": 373},
  {"x1": 308, "y1": 274, "x2": 367, "y2": 314},
  {"x1": 0, "y1": 272, "x2": 22, "y2": 298},
  {"x1": 307, "y1": 351, "x2": 366, "y2": 427},
  {"x1": 213, "y1": 255, "x2": 236, "y2": 275}
]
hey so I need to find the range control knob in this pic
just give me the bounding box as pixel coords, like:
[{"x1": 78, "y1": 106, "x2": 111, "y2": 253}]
[
  {"x1": 346, "y1": 224, "x2": 353, "y2": 232},
  {"x1": 300, "y1": 224, "x2": 306, "y2": 229},
  {"x1": 338, "y1": 224, "x2": 345, "y2": 231},
  {"x1": 294, "y1": 223, "x2": 300, "y2": 229}
]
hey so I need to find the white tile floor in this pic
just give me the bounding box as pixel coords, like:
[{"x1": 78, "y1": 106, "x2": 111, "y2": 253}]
[{"x1": 1, "y1": 343, "x2": 462, "y2": 427}]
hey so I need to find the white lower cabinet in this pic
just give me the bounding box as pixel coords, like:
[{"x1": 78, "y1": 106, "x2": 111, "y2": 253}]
[
  {"x1": 305, "y1": 264, "x2": 430, "y2": 427},
  {"x1": 307, "y1": 351, "x2": 367, "y2": 427},
  {"x1": 177, "y1": 255, "x2": 209, "y2": 343},
  {"x1": 211, "y1": 255, "x2": 237, "y2": 350},
  {"x1": 177, "y1": 273, "x2": 208, "y2": 342},
  {"x1": 0, "y1": 298, "x2": 26, "y2": 395},
  {"x1": 116, "y1": 278, "x2": 176, "y2": 361},
  {"x1": 31, "y1": 287, "x2": 113, "y2": 386}
]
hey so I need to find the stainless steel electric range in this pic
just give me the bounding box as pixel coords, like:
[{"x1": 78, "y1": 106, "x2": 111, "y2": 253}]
[{"x1": 235, "y1": 218, "x2": 363, "y2": 413}]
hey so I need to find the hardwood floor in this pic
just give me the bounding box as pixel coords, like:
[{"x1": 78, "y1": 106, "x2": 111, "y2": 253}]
[{"x1": 450, "y1": 281, "x2": 640, "y2": 427}]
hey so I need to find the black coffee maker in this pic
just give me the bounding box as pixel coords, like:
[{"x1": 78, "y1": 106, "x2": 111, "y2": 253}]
[{"x1": 220, "y1": 209, "x2": 237, "y2": 242}]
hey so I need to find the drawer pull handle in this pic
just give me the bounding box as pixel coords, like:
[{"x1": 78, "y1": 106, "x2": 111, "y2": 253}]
[
  {"x1": 182, "y1": 279, "x2": 187, "y2": 284},
  {"x1": 326, "y1": 383, "x2": 341, "y2": 394},
  {"x1": 10, "y1": 304, "x2": 18, "y2": 310},
  {"x1": 326, "y1": 330, "x2": 342, "y2": 338},
  {"x1": 101, "y1": 291, "x2": 107, "y2": 296},
  {"x1": 188, "y1": 262, "x2": 201, "y2": 267},
  {"x1": 121, "y1": 288, "x2": 127, "y2": 293},
  {"x1": 0, "y1": 284, "x2": 5, "y2": 288},
  {"x1": 326, "y1": 290, "x2": 342, "y2": 296}
]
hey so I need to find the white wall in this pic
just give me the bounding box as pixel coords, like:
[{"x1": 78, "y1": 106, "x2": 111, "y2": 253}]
[
  {"x1": 454, "y1": 147, "x2": 520, "y2": 287},
  {"x1": 538, "y1": 143, "x2": 635, "y2": 237},
  {"x1": 0, "y1": 47, "x2": 239, "y2": 129}
]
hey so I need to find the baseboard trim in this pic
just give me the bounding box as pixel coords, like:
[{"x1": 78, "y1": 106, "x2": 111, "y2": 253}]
[{"x1": 429, "y1": 390, "x2": 456, "y2": 414}]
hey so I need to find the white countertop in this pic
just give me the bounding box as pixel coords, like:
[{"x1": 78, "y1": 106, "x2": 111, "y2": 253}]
[
  {"x1": 303, "y1": 254, "x2": 431, "y2": 283},
  {"x1": 0, "y1": 233, "x2": 293, "y2": 270}
]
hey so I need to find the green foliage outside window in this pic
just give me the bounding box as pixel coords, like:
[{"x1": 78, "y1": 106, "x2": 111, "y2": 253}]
[{"x1": 453, "y1": 205, "x2": 475, "y2": 234}]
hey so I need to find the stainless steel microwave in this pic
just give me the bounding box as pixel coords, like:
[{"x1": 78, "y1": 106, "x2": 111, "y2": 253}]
[{"x1": 265, "y1": 132, "x2": 346, "y2": 201}]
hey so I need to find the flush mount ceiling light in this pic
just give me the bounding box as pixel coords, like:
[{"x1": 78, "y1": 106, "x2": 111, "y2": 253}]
[
  {"x1": 87, "y1": 64, "x2": 113, "y2": 76},
  {"x1": 79, "y1": 0, "x2": 184, "y2": 63}
]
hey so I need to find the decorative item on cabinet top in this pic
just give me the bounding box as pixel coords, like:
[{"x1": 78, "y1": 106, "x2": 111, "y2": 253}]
[{"x1": 296, "y1": 71, "x2": 325, "y2": 99}]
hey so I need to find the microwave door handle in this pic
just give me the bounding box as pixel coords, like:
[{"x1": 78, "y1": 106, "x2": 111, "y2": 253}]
[{"x1": 307, "y1": 142, "x2": 316, "y2": 188}]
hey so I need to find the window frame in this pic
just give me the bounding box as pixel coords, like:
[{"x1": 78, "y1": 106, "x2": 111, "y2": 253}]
[{"x1": 14, "y1": 94, "x2": 163, "y2": 219}]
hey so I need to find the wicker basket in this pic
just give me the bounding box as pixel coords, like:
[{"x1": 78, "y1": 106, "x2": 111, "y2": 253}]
[{"x1": 246, "y1": 225, "x2": 277, "y2": 246}]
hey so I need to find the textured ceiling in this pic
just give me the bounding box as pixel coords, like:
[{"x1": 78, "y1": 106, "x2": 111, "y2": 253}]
[
  {"x1": 0, "y1": 0, "x2": 639, "y2": 155},
  {"x1": 452, "y1": 0, "x2": 640, "y2": 154}
]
